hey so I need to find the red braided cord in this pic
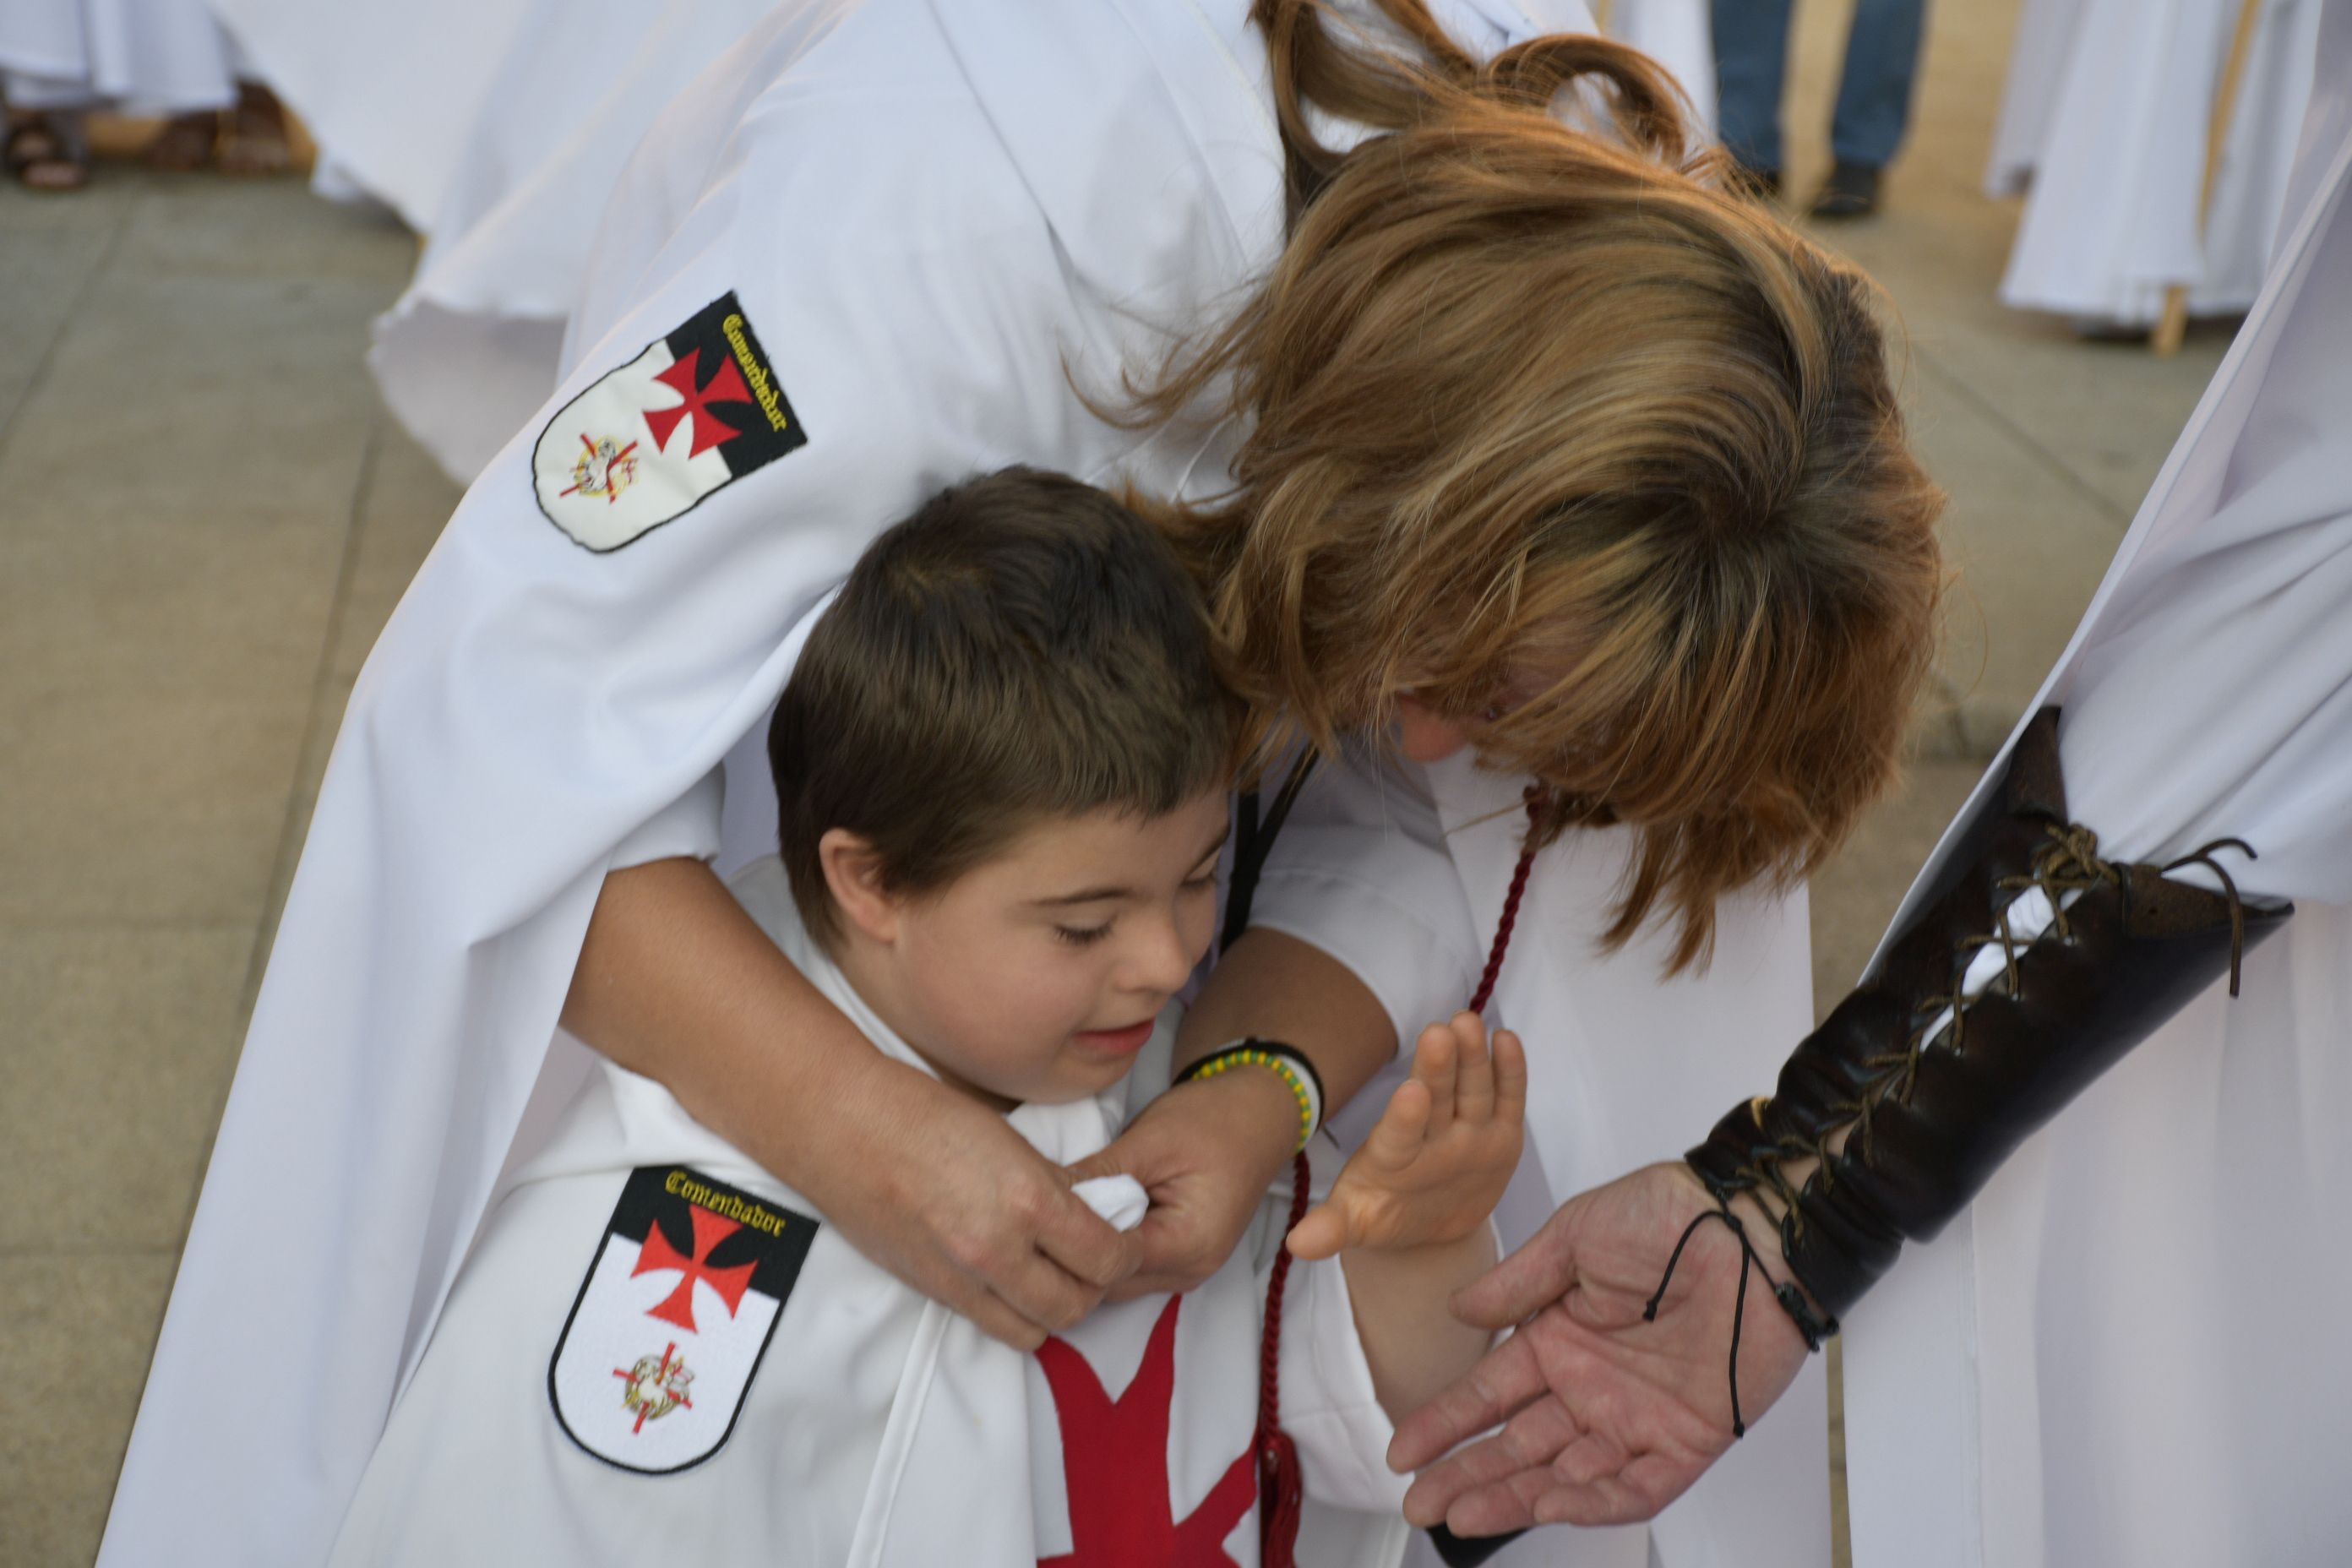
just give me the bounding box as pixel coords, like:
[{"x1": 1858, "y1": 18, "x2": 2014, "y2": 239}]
[
  {"x1": 1467, "y1": 787, "x2": 1548, "y2": 1015},
  {"x1": 1257, "y1": 1151, "x2": 1315, "y2": 1567},
  {"x1": 1258, "y1": 782, "x2": 1547, "y2": 1560}
]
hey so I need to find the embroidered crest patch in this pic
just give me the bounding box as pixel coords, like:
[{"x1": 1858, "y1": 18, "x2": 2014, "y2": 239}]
[
  {"x1": 532, "y1": 293, "x2": 808, "y2": 552},
  {"x1": 550, "y1": 1165, "x2": 817, "y2": 1473}
]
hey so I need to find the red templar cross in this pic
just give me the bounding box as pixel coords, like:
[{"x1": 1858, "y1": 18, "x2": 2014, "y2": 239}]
[
  {"x1": 643, "y1": 348, "x2": 751, "y2": 457},
  {"x1": 1036, "y1": 1296, "x2": 1256, "y2": 1567},
  {"x1": 632, "y1": 1207, "x2": 758, "y2": 1332}
]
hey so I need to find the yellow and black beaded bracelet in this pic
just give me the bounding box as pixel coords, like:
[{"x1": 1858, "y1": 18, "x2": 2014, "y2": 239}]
[{"x1": 1175, "y1": 1038, "x2": 1326, "y2": 1153}]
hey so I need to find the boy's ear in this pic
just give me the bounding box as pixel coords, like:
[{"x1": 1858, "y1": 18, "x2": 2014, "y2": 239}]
[{"x1": 818, "y1": 828, "x2": 901, "y2": 943}]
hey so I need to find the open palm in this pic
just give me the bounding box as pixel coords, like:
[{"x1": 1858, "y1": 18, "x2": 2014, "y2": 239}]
[{"x1": 1386, "y1": 1162, "x2": 1812, "y2": 1533}]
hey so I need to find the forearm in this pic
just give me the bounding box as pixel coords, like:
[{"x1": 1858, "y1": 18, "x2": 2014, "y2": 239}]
[
  {"x1": 1689, "y1": 709, "x2": 2287, "y2": 1320},
  {"x1": 1177, "y1": 927, "x2": 1396, "y2": 1111},
  {"x1": 561, "y1": 856, "x2": 908, "y2": 1175},
  {"x1": 1342, "y1": 1227, "x2": 1500, "y2": 1422}
]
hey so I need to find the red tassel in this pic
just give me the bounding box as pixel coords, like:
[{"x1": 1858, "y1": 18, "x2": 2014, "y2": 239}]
[
  {"x1": 1257, "y1": 1152, "x2": 1313, "y2": 1568},
  {"x1": 1258, "y1": 1421, "x2": 1305, "y2": 1568}
]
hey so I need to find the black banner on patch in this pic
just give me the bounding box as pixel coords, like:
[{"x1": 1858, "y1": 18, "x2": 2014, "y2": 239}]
[
  {"x1": 662, "y1": 292, "x2": 808, "y2": 478},
  {"x1": 605, "y1": 1164, "x2": 818, "y2": 1302}
]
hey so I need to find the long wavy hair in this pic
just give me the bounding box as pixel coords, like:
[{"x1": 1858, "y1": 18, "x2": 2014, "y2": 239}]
[{"x1": 1124, "y1": 0, "x2": 1945, "y2": 972}]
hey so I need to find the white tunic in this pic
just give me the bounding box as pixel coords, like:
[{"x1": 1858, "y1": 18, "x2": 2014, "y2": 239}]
[
  {"x1": 0, "y1": 0, "x2": 240, "y2": 114},
  {"x1": 369, "y1": 0, "x2": 1707, "y2": 487},
  {"x1": 99, "y1": 3, "x2": 1821, "y2": 1565},
  {"x1": 327, "y1": 858, "x2": 1407, "y2": 1568},
  {"x1": 1848, "y1": 8, "x2": 2352, "y2": 1562},
  {"x1": 1990, "y1": 0, "x2": 2322, "y2": 326}
]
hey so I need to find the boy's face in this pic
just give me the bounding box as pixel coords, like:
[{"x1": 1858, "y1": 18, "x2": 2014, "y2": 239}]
[{"x1": 869, "y1": 790, "x2": 1230, "y2": 1107}]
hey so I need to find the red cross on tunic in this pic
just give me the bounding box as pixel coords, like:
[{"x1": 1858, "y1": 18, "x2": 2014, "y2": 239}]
[
  {"x1": 1036, "y1": 1296, "x2": 1257, "y2": 1568},
  {"x1": 643, "y1": 348, "x2": 751, "y2": 457},
  {"x1": 632, "y1": 1206, "x2": 758, "y2": 1333}
]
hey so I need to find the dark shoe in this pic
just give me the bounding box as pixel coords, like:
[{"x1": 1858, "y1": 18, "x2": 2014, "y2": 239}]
[{"x1": 1808, "y1": 161, "x2": 1881, "y2": 220}]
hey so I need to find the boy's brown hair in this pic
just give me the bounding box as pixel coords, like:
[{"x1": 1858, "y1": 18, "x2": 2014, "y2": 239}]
[{"x1": 770, "y1": 466, "x2": 1238, "y2": 945}]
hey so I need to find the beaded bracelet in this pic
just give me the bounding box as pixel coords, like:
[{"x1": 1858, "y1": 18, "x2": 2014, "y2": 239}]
[{"x1": 1175, "y1": 1038, "x2": 1326, "y2": 1153}]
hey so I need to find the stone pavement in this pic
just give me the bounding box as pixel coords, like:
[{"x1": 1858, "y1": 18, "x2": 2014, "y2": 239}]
[{"x1": 0, "y1": 3, "x2": 2247, "y2": 1562}]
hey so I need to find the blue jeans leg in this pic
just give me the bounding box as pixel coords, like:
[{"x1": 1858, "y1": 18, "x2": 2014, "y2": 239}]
[
  {"x1": 1831, "y1": 0, "x2": 1930, "y2": 168},
  {"x1": 1711, "y1": 0, "x2": 1797, "y2": 172}
]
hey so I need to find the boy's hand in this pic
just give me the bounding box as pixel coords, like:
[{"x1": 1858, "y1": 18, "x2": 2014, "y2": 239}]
[{"x1": 1287, "y1": 1012, "x2": 1526, "y2": 1260}]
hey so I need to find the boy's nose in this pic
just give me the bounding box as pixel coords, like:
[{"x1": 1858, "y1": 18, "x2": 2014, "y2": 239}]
[{"x1": 1125, "y1": 915, "x2": 1199, "y2": 997}]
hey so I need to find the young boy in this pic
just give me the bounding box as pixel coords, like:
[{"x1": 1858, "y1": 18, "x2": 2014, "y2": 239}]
[{"x1": 324, "y1": 468, "x2": 1527, "y2": 1568}]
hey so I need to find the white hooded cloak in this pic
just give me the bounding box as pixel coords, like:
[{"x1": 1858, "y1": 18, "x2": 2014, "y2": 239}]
[
  {"x1": 1848, "y1": 8, "x2": 2352, "y2": 1561},
  {"x1": 1989, "y1": 0, "x2": 2323, "y2": 326}
]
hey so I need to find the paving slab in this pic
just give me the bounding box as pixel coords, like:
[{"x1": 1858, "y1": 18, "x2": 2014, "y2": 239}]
[
  {"x1": 0, "y1": 498, "x2": 346, "y2": 701},
  {"x1": 1810, "y1": 758, "x2": 1988, "y2": 1018},
  {"x1": 2, "y1": 193, "x2": 391, "y2": 529},
  {"x1": 1904, "y1": 352, "x2": 2127, "y2": 755},
  {"x1": 0, "y1": 928, "x2": 253, "y2": 1253},
  {"x1": 0, "y1": 1253, "x2": 177, "y2": 1568},
  {"x1": 0, "y1": 685, "x2": 313, "y2": 927},
  {"x1": 0, "y1": 198, "x2": 127, "y2": 448}
]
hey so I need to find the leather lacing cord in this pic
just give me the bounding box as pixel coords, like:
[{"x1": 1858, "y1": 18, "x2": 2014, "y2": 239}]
[
  {"x1": 1674, "y1": 824, "x2": 2262, "y2": 1446},
  {"x1": 1726, "y1": 825, "x2": 2258, "y2": 1232},
  {"x1": 1638, "y1": 1206, "x2": 1819, "y2": 1438}
]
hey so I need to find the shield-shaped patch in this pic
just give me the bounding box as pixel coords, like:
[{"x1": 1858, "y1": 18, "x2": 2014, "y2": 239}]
[
  {"x1": 532, "y1": 292, "x2": 808, "y2": 552},
  {"x1": 550, "y1": 1165, "x2": 817, "y2": 1473}
]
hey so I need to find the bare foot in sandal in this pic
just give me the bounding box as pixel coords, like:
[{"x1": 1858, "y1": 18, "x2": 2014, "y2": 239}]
[
  {"x1": 216, "y1": 84, "x2": 292, "y2": 177},
  {"x1": 6, "y1": 109, "x2": 90, "y2": 193}
]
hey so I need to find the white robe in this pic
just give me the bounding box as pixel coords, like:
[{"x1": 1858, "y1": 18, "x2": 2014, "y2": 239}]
[
  {"x1": 99, "y1": 3, "x2": 1820, "y2": 1565},
  {"x1": 1991, "y1": 0, "x2": 2323, "y2": 326},
  {"x1": 0, "y1": 0, "x2": 239, "y2": 114},
  {"x1": 1848, "y1": 7, "x2": 2352, "y2": 1562},
  {"x1": 371, "y1": 0, "x2": 1708, "y2": 488},
  {"x1": 368, "y1": 0, "x2": 778, "y2": 486},
  {"x1": 1601, "y1": 0, "x2": 1716, "y2": 133},
  {"x1": 327, "y1": 857, "x2": 1407, "y2": 1568},
  {"x1": 206, "y1": 0, "x2": 538, "y2": 230}
]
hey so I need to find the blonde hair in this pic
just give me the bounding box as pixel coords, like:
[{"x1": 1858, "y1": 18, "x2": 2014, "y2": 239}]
[{"x1": 1128, "y1": 1, "x2": 1945, "y2": 972}]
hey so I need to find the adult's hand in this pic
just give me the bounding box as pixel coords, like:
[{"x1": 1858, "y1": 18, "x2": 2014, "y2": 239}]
[
  {"x1": 792, "y1": 1049, "x2": 1145, "y2": 1348},
  {"x1": 1066, "y1": 1060, "x2": 1303, "y2": 1298},
  {"x1": 1074, "y1": 925, "x2": 1403, "y2": 1297},
  {"x1": 1388, "y1": 1162, "x2": 1812, "y2": 1534},
  {"x1": 565, "y1": 856, "x2": 1139, "y2": 1351}
]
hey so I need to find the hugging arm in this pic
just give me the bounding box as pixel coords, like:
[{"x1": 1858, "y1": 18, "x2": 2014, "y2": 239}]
[{"x1": 564, "y1": 855, "x2": 1141, "y2": 1349}]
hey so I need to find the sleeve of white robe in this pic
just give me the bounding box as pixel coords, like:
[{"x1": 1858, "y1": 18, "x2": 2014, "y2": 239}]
[{"x1": 1247, "y1": 754, "x2": 1485, "y2": 1055}]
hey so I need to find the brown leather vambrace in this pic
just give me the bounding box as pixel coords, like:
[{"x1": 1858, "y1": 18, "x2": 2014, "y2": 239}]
[{"x1": 1688, "y1": 708, "x2": 2290, "y2": 1323}]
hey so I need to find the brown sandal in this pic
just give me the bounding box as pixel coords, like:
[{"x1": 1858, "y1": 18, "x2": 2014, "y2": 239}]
[
  {"x1": 215, "y1": 84, "x2": 292, "y2": 177},
  {"x1": 144, "y1": 110, "x2": 220, "y2": 172},
  {"x1": 6, "y1": 110, "x2": 90, "y2": 193}
]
